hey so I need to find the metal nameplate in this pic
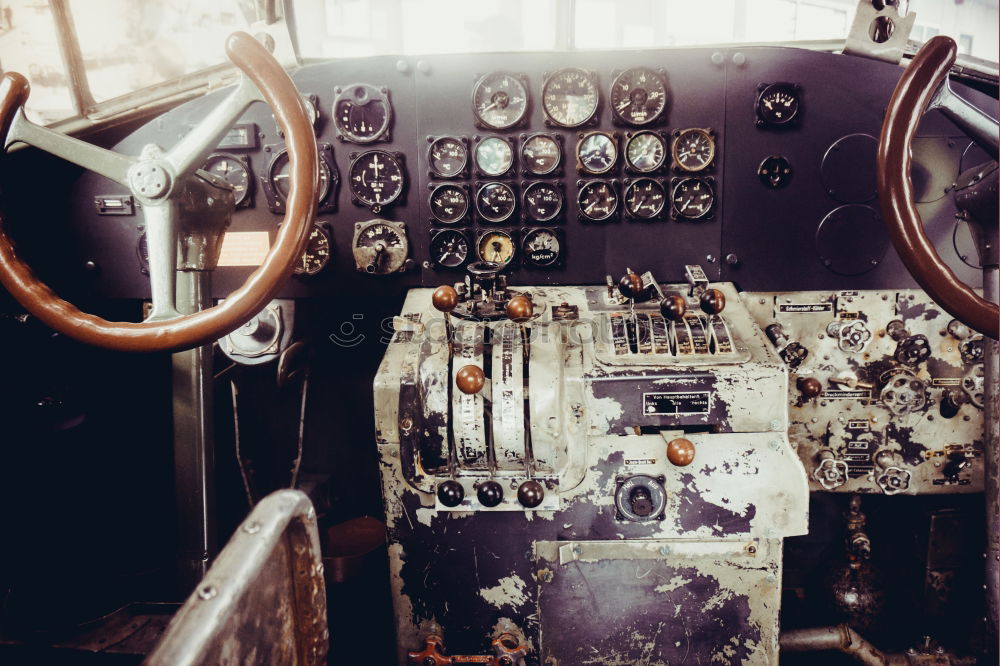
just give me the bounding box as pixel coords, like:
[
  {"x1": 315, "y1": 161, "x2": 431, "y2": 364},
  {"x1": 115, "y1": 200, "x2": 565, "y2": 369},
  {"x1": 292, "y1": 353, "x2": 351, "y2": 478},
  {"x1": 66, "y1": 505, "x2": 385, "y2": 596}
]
[
  {"x1": 778, "y1": 303, "x2": 832, "y2": 313},
  {"x1": 642, "y1": 391, "x2": 711, "y2": 415}
]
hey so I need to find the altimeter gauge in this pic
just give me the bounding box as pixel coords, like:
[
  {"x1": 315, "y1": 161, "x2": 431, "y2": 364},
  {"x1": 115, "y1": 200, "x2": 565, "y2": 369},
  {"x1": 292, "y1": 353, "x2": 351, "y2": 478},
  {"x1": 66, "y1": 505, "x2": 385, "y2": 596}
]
[
  {"x1": 352, "y1": 219, "x2": 409, "y2": 274},
  {"x1": 609, "y1": 67, "x2": 667, "y2": 126},
  {"x1": 521, "y1": 228, "x2": 562, "y2": 267},
  {"x1": 472, "y1": 71, "x2": 529, "y2": 130},
  {"x1": 542, "y1": 67, "x2": 599, "y2": 128},
  {"x1": 294, "y1": 224, "x2": 332, "y2": 275},
  {"x1": 671, "y1": 128, "x2": 715, "y2": 172},
  {"x1": 349, "y1": 150, "x2": 405, "y2": 211},
  {"x1": 430, "y1": 229, "x2": 470, "y2": 268},
  {"x1": 333, "y1": 84, "x2": 392, "y2": 143}
]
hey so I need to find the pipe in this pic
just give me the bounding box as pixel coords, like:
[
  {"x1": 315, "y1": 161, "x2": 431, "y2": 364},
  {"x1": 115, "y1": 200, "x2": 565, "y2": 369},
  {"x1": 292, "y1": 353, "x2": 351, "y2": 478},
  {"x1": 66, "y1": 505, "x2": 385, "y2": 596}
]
[{"x1": 780, "y1": 625, "x2": 906, "y2": 666}]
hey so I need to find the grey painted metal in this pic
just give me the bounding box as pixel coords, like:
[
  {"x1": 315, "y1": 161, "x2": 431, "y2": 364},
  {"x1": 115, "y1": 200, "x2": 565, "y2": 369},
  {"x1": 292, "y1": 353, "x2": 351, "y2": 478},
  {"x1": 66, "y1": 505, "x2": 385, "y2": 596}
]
[
  {"x1": 172, "y1": 270, "x2": 217, "y2": 592},
  {"x1": 843, "y1": 0, "x2": 916, "y2": 65},
  {"x1": 929, "y1": 81, "x2": 999, "y2": 160},
  {"x1": 780, "y1": 624, "x2": 904, "y2": 666},
  {"x1": 983, "y1": 266, "x2": 999, "y2": 652},
  {"x1": 144, "y1": 489, "x2": 328, "y2": 666}
]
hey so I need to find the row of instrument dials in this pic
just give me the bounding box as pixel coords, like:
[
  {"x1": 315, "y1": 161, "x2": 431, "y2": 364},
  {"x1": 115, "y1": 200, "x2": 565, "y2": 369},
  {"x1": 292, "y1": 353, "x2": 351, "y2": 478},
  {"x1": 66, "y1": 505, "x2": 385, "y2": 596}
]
[
  {"x1": 471, "y1": 67, "x2": 669, "y2": 129},
  {"x1": 426, "y1": 128, "x2": 715, "y2": 179},
  {"x1": 429, "y1": 228, "x2": 562, "y2": 269},
  {"x1": 427, "y1": 177, "x2": 715, "y2": 225}
]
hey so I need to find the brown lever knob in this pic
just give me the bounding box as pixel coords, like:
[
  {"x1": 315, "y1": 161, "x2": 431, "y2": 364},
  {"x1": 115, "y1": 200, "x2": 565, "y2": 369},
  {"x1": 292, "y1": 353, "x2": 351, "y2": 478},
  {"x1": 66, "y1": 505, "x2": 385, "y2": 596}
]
[
  {"x1": 505, "y1": 294, "x2": 533, "y2": 322},
  {"x1": 432, "y1": 285, "x2": 459, "y2": 313},
  {"x1": 797, "y1": 376, "x2": 822, "y2": 399},
  {"x1": 699, "y1": 288, "x2": 726, "y2": 315},
  {"x1": 666, "y1": 437, "x2": 696, "y2": 467},
  {"x1": 618, "y1": 272, "x2": 644, "y2": 300},
  {"x1": 456, "y1": 364, "x2": 485, "y2": 395},
  {"x1": 659, "y1": 292, "x2": 687, "y2": 321}
]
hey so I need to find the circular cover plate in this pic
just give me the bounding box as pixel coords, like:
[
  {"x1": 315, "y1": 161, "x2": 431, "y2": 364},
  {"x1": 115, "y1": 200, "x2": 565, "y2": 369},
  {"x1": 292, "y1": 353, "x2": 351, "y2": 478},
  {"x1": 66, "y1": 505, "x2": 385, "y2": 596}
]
[{"x1": 815, "y1": 204, "x2": 888, "y2": 276}]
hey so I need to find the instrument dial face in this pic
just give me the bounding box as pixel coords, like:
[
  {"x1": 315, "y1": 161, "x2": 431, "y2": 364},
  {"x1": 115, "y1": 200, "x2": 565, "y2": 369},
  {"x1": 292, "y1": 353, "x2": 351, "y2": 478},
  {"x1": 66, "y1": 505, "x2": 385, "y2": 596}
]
[
  {"x1": 521, "y1": 134, "x2": 561, "y2": 175},
  {"x1": 756, "y1": 83, "x2": 800, "y2": 126},
  {"x1": 472, "y1": 71, "x2": 528, "y2": 130},
  {"x1": 542, "y1": 68, "x2": 599, "y2": 128},
  {"x1": 624, "y1": 178, "x2": 666, "y2": 219},
  {"x1": 333, "y1": 84, "x2": 391, "y2": 143},
  {"x1": 672, "y1": 128, "x2": 715, "y2": 172},
  {"x1": 625, "y1": 131, "x2": 666, "y2": 172},
  {"x1": 428, "y1": 137, "x2": 467, "y2": 178},
  {"x1": 577, "y1": 131, "x2": 617, "y2": 174},
  {"x1": 522, "y1": 182, "x2": 563, "y2": 222},
  {"x1": 610, "y1": 67, "x2": 667, "y2": 126},
  {"x1": 522, "y1": 228, "x2": 561, "y2": 267},
  {"x1": 429, "y1": 184, "x2": 469, "y2": 224},
  {"x1": 477, "y1": 230, "x2": 515, "y2": 265},
  {"x1": 270, "y1": 150, "x2": 331, "y2": 203},
  {"x1": 294, "y1": 225, "x2": 332, "y2": 275},
  {"x1": 203, "y1": 154, "x2": 250, "y2": 206},
  {"x1": 349, "y1": 150, "x2": 404, "y2": 208},
  {"x1": 578, "y1": 181, "x2": 617, "y2": 221},
  {"x1": 475, "y1": 137, "x2": 513, "y2": 176},
  {"x1": 476, "y1": 182, "x2": 516, "y2": 222},
  {"x1": 353, "y1": 219, "x2": 409, "y2": 274},
  {"x1": 671, "y1": 178, "x2": 715, "y2": 219},
  {"x1": 430, "y1": 229, "x2": 469, "y2": 268}
]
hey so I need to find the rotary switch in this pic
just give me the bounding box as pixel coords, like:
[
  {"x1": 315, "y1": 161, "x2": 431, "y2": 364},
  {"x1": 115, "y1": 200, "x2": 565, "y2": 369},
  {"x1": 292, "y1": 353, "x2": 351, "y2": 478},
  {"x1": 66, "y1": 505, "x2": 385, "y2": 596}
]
[{"x1": 615, "y1": 475, "x2": 667, "y2": 522}]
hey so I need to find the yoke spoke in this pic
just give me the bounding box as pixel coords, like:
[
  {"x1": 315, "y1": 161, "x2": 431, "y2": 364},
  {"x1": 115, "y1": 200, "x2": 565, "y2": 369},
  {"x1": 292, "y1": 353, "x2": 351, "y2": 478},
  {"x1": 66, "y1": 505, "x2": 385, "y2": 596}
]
[{"x1": 144, "y1": 203, "x2": 181, "y2": 322}]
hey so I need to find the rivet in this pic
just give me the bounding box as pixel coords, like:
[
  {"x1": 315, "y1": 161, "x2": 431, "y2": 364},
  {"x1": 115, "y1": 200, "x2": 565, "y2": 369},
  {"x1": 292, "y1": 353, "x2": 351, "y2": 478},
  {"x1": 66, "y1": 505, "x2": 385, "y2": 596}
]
[
  {"x1": 243, "y1": 521, "x2": 261, "y2": 534},
  {"x1": 198, "y1": 585, "x2": 217, "y2": 600}
]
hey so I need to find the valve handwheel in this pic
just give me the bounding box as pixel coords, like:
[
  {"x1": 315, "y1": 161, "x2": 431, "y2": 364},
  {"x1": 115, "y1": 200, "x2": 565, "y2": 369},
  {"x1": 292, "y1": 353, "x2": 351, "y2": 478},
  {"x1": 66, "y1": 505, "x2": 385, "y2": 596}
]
[
  {"x1": 0, "y1": 31, "x2": 319, "y2": 352},
  {"x1": 876, "y1": 35, "x2": 997, "y2": 339}
]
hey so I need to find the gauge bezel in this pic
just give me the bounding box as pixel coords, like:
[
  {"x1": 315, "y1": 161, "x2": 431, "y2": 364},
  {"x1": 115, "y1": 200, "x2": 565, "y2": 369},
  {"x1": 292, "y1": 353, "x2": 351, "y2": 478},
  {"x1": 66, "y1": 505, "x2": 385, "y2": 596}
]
[
  {"x1": 203, "y1": 152, "x2": 253, "y2": 208},
  {"x1": 293, "y1": 223, "x2": 332, "y2": 276},
  {"x1": 755, "y1": 81, "x2": 802, "y2": 128},
  {"x1": 475, "y1": 181, "x2": 518, "y2": 223},
  {"x1": 520, "y1": 227, "x2": 564, "y2": 268},
  {"x1": 332, "y1": 83, "x2": 393, "y2": 143},
  {"x1": 275, "y1": 94, "x2": 319, "y2": 138},
  {"x1": 623, "y1": 177, "x2": 667, "y2": 220},
  {"x1": 575, "y1": 130, "x2": 618, "y2": 175},
  {"x1": 429, "y1": 228, "x2": 471, "y2": 270},
  {"x1": 670, "y1": 176, "x2": 716, "y2": 221},
  {"x1": 427, "y1": 135, "x2": 469, "y2": 179},
  {"x1": 476, "y1": 229, "x2": 517, "y2": 266},
  {"x1": 609, "y1": 66, "x2": 669, "y2": 127},
  {"x1": 577, "y1": 179, "x2": 619, "y2": 222},
  {"x1": 671, "y1": 127, "x2": 716, "y2": 173},
  {"x1": 519, "y1": 133, "x2": 563, "y2": 176},
  {"x1": 541, "y1": 67, "x2": 601, "y2": 129},
  {"x1": 348, "y1": 149, "x2": 407, "y2": 212},
  {"x1": 428, "y1": 183, "x2": 470, "y2": 224},
  {"x1": 471, "y1": 71, "x2": 530, "y2": 130},
  {"x1": 261, "y1": 142, "x2": 339, "y2": 215},
  {"x1": 521, "y1": 181, "x2": 564, "y2": 223},
  {"x1": 473, "y1": 136, "x2": 516, "y2": 178},
  {"x1": 351, "y1": 218, "x2": 410, "y2": 274},
  {"x1": 623, "y1": 130, "x2": 668, "y2": 174}
]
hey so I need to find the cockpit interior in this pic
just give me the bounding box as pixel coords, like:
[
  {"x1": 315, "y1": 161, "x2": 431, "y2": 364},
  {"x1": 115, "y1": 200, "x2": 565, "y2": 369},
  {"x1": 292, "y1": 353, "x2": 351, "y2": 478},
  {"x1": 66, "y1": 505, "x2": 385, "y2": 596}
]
[{"x1": 0, "y1": 0, "x2": 997, "y2": 664}]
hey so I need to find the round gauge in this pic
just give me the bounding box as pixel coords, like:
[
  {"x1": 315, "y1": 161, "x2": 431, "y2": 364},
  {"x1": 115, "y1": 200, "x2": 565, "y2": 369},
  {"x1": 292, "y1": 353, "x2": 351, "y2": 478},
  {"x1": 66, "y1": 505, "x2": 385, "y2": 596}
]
[
  {"x1": 578, "y1": 181, "x2": 617, "y2": 221},
  {"x1": 542, "y1": 67, "x2": 599, "y2": 128},
  {"x1": 333, "y1": 84, "x2": 391, "y2": 143},
  {"x1": 294, "y1": 225, "x2": 332, "y2": 275},
  {"x1": 521, "y1": 134, "x2": 561, "y2": 176},
  {"x1": 671, "y1": 178, "x2": 715, "y2": 219},
  {"x1": 522, "y1": 228, "x2": 561, "y2": 267},
  {"x1": 475, "y1": 137, "x2": 513, "y2": 177},
  {"x1": 756, "y1": 82, "x2": 801, "y2": 127},
  {"x1": 625, "y1": 131, "x2": 666, "y2": 173},
  {"x1": 428, "y1": 137, "x2": 467, "y2": 178},
  {"x1": 352, "y1": 219, "x2": 409, "y2": 274},
  {"x1": 430, "y1": 229, "x2": 469, "y2": 268},
  {"x1": 522, "y1": 182, "x2": 563, "y2": 222},
  {"x1": 609, "y1": 67, "x2": 667, "y2": 126},
  {"x1": 624, "y1": 178, "x2": 666, "y2": 219},
  {"x1": 203, "y1": 154, "x2": 251, "y2": 206},
  {"x1": 477, "y1": 230, "x2": 515, "y2": 265},
  {"x1": 269, "y1": 150, "x2": 331, "y2": 203},
  {"x1": 349, "y1": 150, "x2": 405, "y2": 209},
  {"x1": 472, "y1": 71, "x2": 528, "y2": 130},
  {"x1": 301, "y1": 94, "x2": 319, "y2": 126},
  {"x1": 672, "y1": 128, "x2": 715, "y2": 172},
  {"x1": 476, "y1": 182, "x2": 516, "y2": 222},
  {"x1": 429, "y1": 184, "x2": 469, "y2": 224},
  {"x1": 577, "y1": 131, "x2": 617, "y2": 174}
]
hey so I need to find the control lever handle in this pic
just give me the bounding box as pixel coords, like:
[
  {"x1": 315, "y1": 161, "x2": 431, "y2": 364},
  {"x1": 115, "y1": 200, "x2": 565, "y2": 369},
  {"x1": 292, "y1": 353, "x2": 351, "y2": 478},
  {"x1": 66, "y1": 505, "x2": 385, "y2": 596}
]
[
  {"x1": 456, "y1": 364, "x2": 485, "y2": 395},
  {"x1": 618, "y1": 272, "x2": 645, "y2": 300},
  {"x1": 505, "y1": 294, "x2": 533, "y2": 322},
  {"x1": 699, "y1": 288, "x2": 726, "y2": 315},
  {"x1": 659, "y1": 292, "x2": 687, "y2": 321}
]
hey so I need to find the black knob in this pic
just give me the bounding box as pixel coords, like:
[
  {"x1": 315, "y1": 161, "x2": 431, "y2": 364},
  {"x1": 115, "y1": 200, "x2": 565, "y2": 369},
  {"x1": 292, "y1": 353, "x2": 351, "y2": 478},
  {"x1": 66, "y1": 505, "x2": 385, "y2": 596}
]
[
  {"x1": 629, "y1": 486, "x2": 654, "y2": 517},
  {"x1": 423, "y1": 658, "x2": 437, "y2": 666},
  {"x1": 437, "y1": 480, "x2": 464, "y2": 507},
  {"x1": 517, "y1": 480, "x2": 545, "y2": 508},
  {"x1": 699, "y1": 288, "x2": 726, "y2": 315},
  {"x1": 943, "y1": 452, "x2": 969, "y2": 480},
  {"x1": 618, "y1": 272, "x2": 644, "y2": 300},
  {"x1": 477, "y1": 480, "x2": 504, "y2": 508},
  {"x1": 659, "y1": 293, "x2": 686, "y2": 321}
]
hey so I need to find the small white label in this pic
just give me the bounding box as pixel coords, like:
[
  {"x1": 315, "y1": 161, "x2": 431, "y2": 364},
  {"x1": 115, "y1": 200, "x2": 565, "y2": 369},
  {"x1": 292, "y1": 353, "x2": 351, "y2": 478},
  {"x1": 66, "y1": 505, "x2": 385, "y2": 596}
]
[{"x1": 217, "y1": 231, "x2": 271, "y2": 266}]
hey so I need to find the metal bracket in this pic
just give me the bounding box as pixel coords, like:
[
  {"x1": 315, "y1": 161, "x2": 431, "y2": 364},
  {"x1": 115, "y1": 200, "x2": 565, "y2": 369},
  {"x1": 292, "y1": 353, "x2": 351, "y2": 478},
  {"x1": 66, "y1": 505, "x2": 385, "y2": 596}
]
[{"x1": 843, "y1": 0, "x2": 916, "y2": 65}]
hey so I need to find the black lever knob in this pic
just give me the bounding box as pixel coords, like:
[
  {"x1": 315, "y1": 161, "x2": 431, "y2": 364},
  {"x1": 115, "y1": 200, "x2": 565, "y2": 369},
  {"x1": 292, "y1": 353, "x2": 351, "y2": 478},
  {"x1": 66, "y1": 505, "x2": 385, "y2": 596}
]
[
  {"x1": 618, "y1": 272, "x2": 644, "y2": 300},
  {"x1": 700, "y1": 288, "x2": 726, "y2": 315},
  {"x1": 437, "y1": 480, "x2": 464, "y2": 507},
  {"x1": 659, "y1": 292, "x2": 687, "y2": 321},
  {"x1": 517, "y1": 480, "x2": 544, "y2": 508},
  {"x1": 477, "y1": 480, "x2": 504, "y2": 508},
  {"x1": 432, "y1": 285, "x2": 459, "y2": 313},
  {"x1": 505, "y1": 294, "x2": 533, "y2": 322}
]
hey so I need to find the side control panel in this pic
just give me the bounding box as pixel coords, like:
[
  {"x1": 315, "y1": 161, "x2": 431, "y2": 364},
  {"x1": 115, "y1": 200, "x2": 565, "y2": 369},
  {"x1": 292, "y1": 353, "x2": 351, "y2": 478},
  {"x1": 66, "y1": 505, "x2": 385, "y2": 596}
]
[{"x1": 745, "y1": 290, "x2": 985, "y2": 495}]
